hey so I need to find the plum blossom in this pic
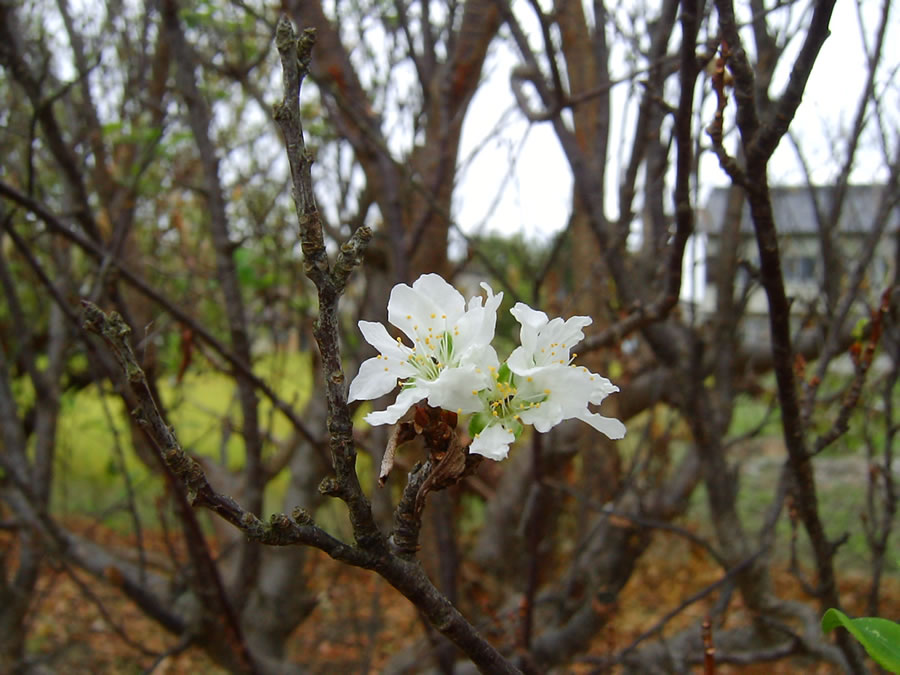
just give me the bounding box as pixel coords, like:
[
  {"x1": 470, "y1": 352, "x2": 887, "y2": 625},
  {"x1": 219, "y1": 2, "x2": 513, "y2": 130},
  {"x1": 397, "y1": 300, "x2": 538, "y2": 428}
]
[
  {"x1": 349, "y1": 274, "x2": 625, "y2": 463},
  {"x1": 348, "y1": 274, "x2": 502, "y2": 425},
  {"x1": 467, "y1": 303, "x2": 626, "y2": 461}
]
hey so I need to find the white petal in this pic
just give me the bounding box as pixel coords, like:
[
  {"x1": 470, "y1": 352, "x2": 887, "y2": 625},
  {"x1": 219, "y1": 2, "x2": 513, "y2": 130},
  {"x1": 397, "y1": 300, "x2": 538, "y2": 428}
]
[
  {"x1": 423, "y1": 365, "x2": 490, "y2": 413},
  {"x1": 414, "y1": 274, "x2": 467, "y2": 318},
  {"x1": 453, "y1": 306, "x2": 492, "y2": 354},
  {"x1": 358, "y1": 321, "x2": 409, "y2": 360},
  {"x1": 516, "y1": 365, "x2": 615, "y2": 433},
  {"x1": 506, "y1": 345, "x2": 538, "y2": 375},
  {"x1": 544, "y1": 366, "x2": 597, "y2": 409},
  {"x1": 510, "y1": 305, "x2": 593, "y2": 368},
  {"x1": 365, "y1": 387, "x2": 426, "y2": 426},
  {"x1": 348, "y1": 357, "x2": 413, "y2": 402},
  {"x1": 470, "y1": 282, "x2": 503, "y2": 315},
  {"x1": 519, "y1": 402, "x2": 565, "y2": 433},
  {"x1": 589, "y1": 378, "x2": 619, "y2": 403},
  {"x1": 541, "y1": 316, "x2": 591, "y2": 364},
  {"x1": 510, "y1": 303, "x2": 547, "y2": 356},
  {"x1": 387, "y1": 283, "x2": 438, "y2": 343},
  {"x1": 469, "y1": 423, "x2": 515, "y2": 461},
  {"x1": 575, "y1": 411, "x2": 627, "y2": 439},
  {"x1": 453, "y1": 285, "x2": 502, "y2": 355},
  {"x1": 462, "y1": 343, "x2": 500, "y2": 370},
  {"x1": 387, "y1": 276, "x2": 467, "y2": 348},
  {"x1": 510, "y1": 302, "x2": 548, "y2": 329},
  {"x1": 548, "y1": 315, "x2": 592, "y2": 348}
]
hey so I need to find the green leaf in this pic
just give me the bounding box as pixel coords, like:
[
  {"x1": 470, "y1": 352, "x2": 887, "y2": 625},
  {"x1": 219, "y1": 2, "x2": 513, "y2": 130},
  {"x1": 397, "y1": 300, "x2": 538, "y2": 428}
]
[
  {"x1": 822, "y1": 608, "x2": 900, "y2": 672},
  {"x1": 468, "y1": 412, "x2": 490, "y2": 438}
]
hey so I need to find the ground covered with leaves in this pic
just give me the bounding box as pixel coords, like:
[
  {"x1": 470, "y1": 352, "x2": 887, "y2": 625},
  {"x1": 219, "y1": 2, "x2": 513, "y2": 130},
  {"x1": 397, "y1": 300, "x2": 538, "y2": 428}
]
[{"x1": 14, "y1": 516, "x2": 896, "y2": 674}]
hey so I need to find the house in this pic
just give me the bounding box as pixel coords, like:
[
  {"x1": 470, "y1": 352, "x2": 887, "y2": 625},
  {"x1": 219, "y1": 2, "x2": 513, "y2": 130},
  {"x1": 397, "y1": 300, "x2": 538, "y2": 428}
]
[{"x1": 693, "y1": 184, "x2": 900, "y2": 344}]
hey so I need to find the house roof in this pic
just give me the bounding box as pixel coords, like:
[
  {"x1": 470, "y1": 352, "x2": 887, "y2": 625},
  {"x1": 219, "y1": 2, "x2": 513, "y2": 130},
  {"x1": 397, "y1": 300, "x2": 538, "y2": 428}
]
[{"x1": 698, "y1": 184, "x2": 900, "y2": 235}]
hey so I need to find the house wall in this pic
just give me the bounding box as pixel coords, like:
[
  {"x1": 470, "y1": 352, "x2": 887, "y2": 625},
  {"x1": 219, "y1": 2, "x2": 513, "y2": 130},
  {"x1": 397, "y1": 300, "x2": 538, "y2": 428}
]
[{"x1": 693, "y1": 185, "x2": 899, "y2": 349}]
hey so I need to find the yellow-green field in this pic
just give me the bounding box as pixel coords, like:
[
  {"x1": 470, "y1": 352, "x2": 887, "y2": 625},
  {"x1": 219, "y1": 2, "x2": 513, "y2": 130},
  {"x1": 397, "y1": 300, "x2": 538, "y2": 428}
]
[{"x1": 46, "y1": 351, "x2": 318, "y2": 525}]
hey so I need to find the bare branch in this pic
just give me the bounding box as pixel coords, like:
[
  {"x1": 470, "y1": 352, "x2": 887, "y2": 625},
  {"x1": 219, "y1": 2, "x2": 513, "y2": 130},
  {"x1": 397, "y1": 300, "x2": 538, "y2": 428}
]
[
  {"x1": 0, "y1": 191, "x2": 323, "y2": 452},
  {"x1": 750, "y1": 0, "x2": 837, "y2": 159}
]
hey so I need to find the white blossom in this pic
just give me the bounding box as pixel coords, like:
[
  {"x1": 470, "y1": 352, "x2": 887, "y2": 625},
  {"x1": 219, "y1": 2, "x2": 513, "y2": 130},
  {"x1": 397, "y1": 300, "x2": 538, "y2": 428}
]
[
  {"x1": 350, "y1": 275, "x2": 626, "y2": 463},
  {"x1": 348, "y1": 274, "x2": 502, "y2": 425},
  {"x1": 466, "y1": 303, "x2": 626, "y2": 460}
]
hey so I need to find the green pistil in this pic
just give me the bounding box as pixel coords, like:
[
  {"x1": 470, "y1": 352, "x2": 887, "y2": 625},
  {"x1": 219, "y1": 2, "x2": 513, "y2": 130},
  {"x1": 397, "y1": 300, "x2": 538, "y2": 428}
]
[
  {"x1": 406, "y1": 330, "x2": 455, "y2": 382},
  {"x1": 484, "y1": 370, "x2": 548, "y2": 422}
]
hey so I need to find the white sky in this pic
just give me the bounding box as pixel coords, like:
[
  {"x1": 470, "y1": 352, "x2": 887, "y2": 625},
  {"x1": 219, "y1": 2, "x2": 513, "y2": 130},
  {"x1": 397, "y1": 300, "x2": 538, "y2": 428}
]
[
  {"x1": 39, "y1": 0, "x2": 899, "y2": 268},
  {"x1": 454, "y1": 0, "x2": 900, "y2": 244}
]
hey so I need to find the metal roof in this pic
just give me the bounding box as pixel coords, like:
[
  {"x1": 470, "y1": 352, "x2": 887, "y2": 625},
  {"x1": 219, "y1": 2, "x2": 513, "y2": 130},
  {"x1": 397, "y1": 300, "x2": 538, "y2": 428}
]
[{"x1": 699, "y1": 184, "x2": 900, "y2": 235}]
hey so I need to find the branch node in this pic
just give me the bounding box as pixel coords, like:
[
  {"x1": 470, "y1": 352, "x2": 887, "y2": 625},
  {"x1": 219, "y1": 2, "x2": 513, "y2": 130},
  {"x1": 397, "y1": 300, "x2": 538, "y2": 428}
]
[
  {"x1": 318, "y1": 476, "x2": 342, "y2": 497},
  {"x1": 296, "y1": 27, "x2": 316, "y2": 78},
  {"x1": 333, "y1": 225, "x2": 373, "y2": 292},
  {"x1": 291, "y1": 506, "x2": 314, "y2": 525},
  {"x1": 241, "y1": 511, "x2": 265, "y2": 534}
]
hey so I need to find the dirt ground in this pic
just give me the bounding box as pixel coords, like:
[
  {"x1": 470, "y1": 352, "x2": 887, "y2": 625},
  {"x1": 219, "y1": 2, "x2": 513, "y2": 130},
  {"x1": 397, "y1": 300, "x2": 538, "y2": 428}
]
[{"x1": 15, "y1": 517, "x2": 897, "y2": 674}]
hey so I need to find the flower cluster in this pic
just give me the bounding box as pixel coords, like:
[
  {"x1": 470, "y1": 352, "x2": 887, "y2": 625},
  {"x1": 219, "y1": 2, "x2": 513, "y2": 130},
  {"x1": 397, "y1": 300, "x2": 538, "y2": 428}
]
[{"x1": 348, "y1": 274, "x2": 626, "y2": 461}]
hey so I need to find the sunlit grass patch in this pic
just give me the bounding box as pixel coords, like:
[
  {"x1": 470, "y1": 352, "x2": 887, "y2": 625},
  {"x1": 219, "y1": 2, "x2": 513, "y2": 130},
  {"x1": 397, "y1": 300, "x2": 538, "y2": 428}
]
[{"x1": 50, "y1": 350, "x2": 314, "y2": 525}]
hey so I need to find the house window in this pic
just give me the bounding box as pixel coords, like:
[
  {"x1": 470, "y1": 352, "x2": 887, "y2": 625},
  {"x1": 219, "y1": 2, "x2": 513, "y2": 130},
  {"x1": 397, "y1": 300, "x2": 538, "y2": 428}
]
[{"x1": 783, "y1": 256, "x2": 816, "y2": 282}]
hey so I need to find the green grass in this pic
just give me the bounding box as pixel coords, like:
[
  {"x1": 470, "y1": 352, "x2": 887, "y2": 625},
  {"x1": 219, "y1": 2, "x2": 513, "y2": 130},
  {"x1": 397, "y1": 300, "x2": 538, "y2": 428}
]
[
  {"x1": 50, "y1": 350, "x2": 315, "y2": 527},
  {"x1": 687, "y1": 456, "x2": 888, "y2": 574},
  {"x1": 726, "y1": 371, "x2": 894, "y2": 456},
  {"x1": 684, "y1": 442, "x2": 895, "y2": 576},
  {"x1": 617, "y1": 377, "x2": 896, "y2": 576},
  {"x1": 728, "y1": 390, "x2": 782, "y2": 438}
]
